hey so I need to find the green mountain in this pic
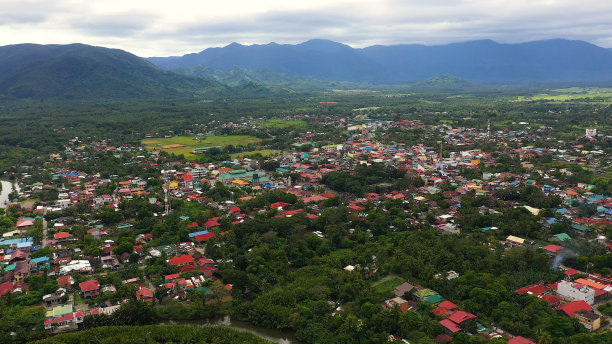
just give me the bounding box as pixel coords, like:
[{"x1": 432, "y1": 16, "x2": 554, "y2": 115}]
[
  {"x1": 149, "y1": 38, "x2": 612, "y2": 84},
  {"x1": 0, "y1": 44, "x2": 236, "y2": 99},
  {"x1": 174, "y1": 65, "x2": 332, "y2": 91},
  {"x1": 409, "y1": 74, "x2": 476, "y2": 91}
]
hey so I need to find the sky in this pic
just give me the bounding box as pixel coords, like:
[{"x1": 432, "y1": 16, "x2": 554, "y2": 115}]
[{"x1": 1, "y1": 0, "x2": 612, "y2": 57}]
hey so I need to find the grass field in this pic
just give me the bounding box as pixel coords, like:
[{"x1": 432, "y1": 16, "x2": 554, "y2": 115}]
[
  {"x1": 230, "y1": 149, "x2": 279, "y2": 159},
  {"x1": 518, "y1": 87, "x2": 612, "y2": 101},
  {"x1": 142, "y1": 135, "x2": 263, "y2": 157},
  {"x1": 373, "y1": 276, "x2": 405, "y2": 295},
  {"x1": 257, "y1": 119, "x2": 307, "y2": 130}
]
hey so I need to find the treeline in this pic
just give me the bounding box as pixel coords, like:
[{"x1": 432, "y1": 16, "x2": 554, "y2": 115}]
[
  {"x1": 322, "y1": 163, "x2": 421, "y2": 196},
  {"x1": 30, "y1": 325, "x2": 272, "y2": 344}
]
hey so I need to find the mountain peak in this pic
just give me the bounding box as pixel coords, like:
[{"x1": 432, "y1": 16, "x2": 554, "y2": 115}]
[{"x1": 297, "y1": 39, "x2": 352, "y2": 51}]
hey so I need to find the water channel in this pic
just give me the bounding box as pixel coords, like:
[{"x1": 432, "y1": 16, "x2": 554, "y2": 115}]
[
  {"x1": 0, "y1": 180, "x2": 20, "y2": 209},
  {"x1": 165, "y1": 315, "x2": 298, "y2": 344}
]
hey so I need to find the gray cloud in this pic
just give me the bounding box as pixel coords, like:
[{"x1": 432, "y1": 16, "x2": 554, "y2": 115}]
[
  {"x1": 71, "y1": 13, "x2": 158, "y2": 37},
  {"x1": 0, "y1": 0, "x2": 66, "y2": 24},
  {"x1": 0, "y1": 0, "x2": 612, "y2": 56}
]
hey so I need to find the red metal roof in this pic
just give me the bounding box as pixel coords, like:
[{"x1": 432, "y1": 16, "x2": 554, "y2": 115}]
[
  {"x1": 516, "y1": 283, "x2": 549, "y2": 296},
  {"x1": 195, "y1": 232, "x2": 216, "y2": 242},
  {"x1": 508, "y1": 336, "x2": 536, "y2": 344},
  {"x1": 438, "y1": 300, "x2": 458, "y2": 310},
  {"x1": 542, "y1": 244, "x2": 563, "y2": 253},
  {"x1": 439, "y1": 319, "x2": 460, "y2": 333},
  {"x1": 447, "y1": 310, "x2": 477, "y2": 324},
  {"x1": 556, "y1": 300, "x2": 592, "y2": 317},
  {"x1": 54, "y1": 232, "x2": 70, "y2": 239},
  {"x1": 79, "y1": 280, "x2": 100, "y2": 292},
  {"x1": 169, "y1": 254, "x2": 194, "y2": 266}
]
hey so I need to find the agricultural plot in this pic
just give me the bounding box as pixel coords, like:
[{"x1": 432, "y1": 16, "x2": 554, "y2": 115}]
[
  {"x1": 257, "y1": 119, "x2": 307, "y2": 130},
  {"x1": 142, "y1": 135, "x2": 262, "y2": 157}
]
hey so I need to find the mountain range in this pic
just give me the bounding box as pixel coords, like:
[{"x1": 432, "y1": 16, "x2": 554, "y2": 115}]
[
  {"x1": 1, "y1": 39, "x2": 612, "y2": 99},
  {"x1": 0, "y1": 44, "x2": 237, "y2": 99},
  {"x1": 149, "y1": 39, "x2": 612, "y2": 84}
]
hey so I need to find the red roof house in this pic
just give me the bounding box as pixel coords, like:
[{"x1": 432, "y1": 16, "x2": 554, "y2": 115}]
[
  {"x1": 542, "y1": 244, "x2": 564, "y2": 253},
  {"x1": 195, "y1": 232, "x2": 216, "y2": 243},
  {"x1": 508, "y1": 336, "x2": 536, "y2": 344},
  {"x1": 79, "y1": 280, "x2": 100, "y2": 300},
  {"x1": 439, "y1": 319, "x2": 461, "y2": 333},
  {"x1": 447, "y1": 310, "x2": 478, "y2": 324},
  {"x1": 556, "y1": 300, "x2": 592, "y2": 317},
  {"x1": 204, "y1": 217, "x2": 221, "y2": 228},
  {"x1": 169, "y1": 254, "x2": 196, "y2": 272},
  {"x1": 136, "y1": 287, "x2": 154, "y2": 303}
]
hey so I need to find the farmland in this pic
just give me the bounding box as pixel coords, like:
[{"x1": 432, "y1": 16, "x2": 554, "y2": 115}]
[
  {"x1": 257, "y1": 119, "x2": 307, "y2": 130},
  {"x1": 142, "y1": 135, "x2": 263, "y2": 157}
]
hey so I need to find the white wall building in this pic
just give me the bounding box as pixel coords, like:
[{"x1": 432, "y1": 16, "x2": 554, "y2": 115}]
[{"x1": 557, "y1": 280, "x2": 595, "y2": 305}]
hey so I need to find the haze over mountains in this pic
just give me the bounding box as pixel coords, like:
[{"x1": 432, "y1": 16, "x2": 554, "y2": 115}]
[
  {"x1": 1, "y1": 38, "x2": 612, "y2": 99},
  {"x1": 150, "y1": 39, "x2": 612, "y2": 84}
]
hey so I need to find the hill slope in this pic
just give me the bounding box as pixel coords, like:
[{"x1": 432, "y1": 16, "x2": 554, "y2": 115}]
[
  {"x1": 0, "y1": 44, "x2": 231, "y2": 99},
  {"x1": 149, "y1": 39, "x2": 612, "y2": 84}
]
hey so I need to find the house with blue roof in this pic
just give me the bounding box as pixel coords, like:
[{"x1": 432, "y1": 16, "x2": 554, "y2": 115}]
[{"x1": 188, "y1": 230, "x2": 209, "y2": 238}]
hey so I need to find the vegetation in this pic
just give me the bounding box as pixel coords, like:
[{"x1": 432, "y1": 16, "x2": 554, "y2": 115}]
[{"x1": 31, "y1": 325, "x2": 272, "y2": 344}]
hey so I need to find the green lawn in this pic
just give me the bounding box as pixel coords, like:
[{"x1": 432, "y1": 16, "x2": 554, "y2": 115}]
[
  {"x1": 142, "y1": 135, "x2": 263, "y2": 157},
  {"x1": 373, "y1": 276, "x2": 405, "y2": 295},
  {"x1": 257, "y1": 119, "x2": 307, "y2": 130},
  {"x1": 230, "y1": 150, "x2": 279, "y2": 159},
  {"x1": 518, "y1": 87, "x2": 612, "y2": 101}
]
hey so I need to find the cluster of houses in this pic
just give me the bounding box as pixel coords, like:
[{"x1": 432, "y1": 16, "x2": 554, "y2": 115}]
[
  {"x1": 0, "y1": 113, "x2": 609, "y2": 338},
  {"x1": 516, "y1": 269, "x2": 612, "y2": 332}
]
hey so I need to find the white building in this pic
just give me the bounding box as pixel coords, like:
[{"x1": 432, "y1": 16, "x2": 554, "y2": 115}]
[
  {"x1": 557, "y1": 280, "x2": 595, "y2": 305},
  {"x1": 585, "y1": 129, "x2": 597, "y2": 138},
  {"x1": 59, "y1": 260, "x2": 92, "y2": 275}
]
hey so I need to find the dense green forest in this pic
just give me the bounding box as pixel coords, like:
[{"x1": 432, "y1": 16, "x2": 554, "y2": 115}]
[{"x1": 30, "y1": 325, "x2": 272, "y2": 344}]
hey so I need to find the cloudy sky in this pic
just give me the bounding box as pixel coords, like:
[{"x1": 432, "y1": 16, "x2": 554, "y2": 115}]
[{"x1": 1, "y1": 0, "x2": 612, "y2": 57}]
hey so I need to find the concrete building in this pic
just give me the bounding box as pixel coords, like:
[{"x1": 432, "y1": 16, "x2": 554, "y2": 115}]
[{"x1": 557, "y1": 280, "x2": 595, "y2": 305}]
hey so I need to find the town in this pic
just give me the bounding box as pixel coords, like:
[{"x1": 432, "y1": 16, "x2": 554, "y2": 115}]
[{"x1": 1, "y1": 104, "x2": 611, "y2": 344}]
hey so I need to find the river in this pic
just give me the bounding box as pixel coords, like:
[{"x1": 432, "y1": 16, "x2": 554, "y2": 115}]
[
  {"x1": 165, "y1": 315, "x2": 299, "y2": 344},
  {"x1": 0, "y1": 180, "x2": 20, "y2": 209}
]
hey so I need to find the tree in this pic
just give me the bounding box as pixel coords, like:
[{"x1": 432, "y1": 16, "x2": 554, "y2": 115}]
[{"x1": 538, "y1": 332, "x2": 553, "y2": 344}]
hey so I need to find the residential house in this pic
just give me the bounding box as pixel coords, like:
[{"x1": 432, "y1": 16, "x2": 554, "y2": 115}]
[
  {"x1": 168, "y1": 254, "x2": 196, "y2": 272},
  {"x1": 393, "y1": 283, "x2": 416, "y2": 298},
  {"x1": 508, "y1": 337, "x2": 536, "y2": 344},
  {"x1": 13, "y1": 261, "x2": 30, "y2": 283},
  {"x1": 44, "y1": 304, "x2": 83, "y2": 331},
  {"x1": 43, "y1": 288, "x2": 67, "y2": 307},
  {"x1": 505, "y1": 235, "x2": 525, "y2": 247},
  {"x1": 79, "y1": 280, "x2": 100, "y2": 300},
  {"x1": 136, "y1": 287, "x2": 154, "y2": 303},
  {"x1": 574, "y1": 309, "x2": 602, "y2": 331}
]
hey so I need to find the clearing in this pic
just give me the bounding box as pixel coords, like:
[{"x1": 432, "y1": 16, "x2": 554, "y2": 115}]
[
  {"x1": 142, "y1": 135, "x2": 263, "y2": 158},
  {"x1": 372, "y1": 275, "x2": 405, "y2": 294}
]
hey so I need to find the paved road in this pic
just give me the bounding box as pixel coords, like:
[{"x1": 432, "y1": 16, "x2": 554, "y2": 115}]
[{"x1": 42, "y1": 210, "x2": 48, "y2": 247}]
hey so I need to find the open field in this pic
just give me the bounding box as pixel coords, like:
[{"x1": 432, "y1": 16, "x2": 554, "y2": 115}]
[
  {"x1": 372, "y1": 275, "x2": 405, "y2": 294},
  {"x1": 230, "y1": 149, "x2": 280, "y2": 159},
  {"x1": 142, "y1": 135, "x2": 263, "y2": 157},
  {"x1": 257, "y1": 119, "x2": 307, "y2": 130},
  {"x1": 518, "y1": 87, "x2": 612, "y2": 101}
]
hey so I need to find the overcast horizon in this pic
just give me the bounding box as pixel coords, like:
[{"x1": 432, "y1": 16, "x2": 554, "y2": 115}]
[{"x1": 2, "y1": 0, "x2": 612, "y2": 57}]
